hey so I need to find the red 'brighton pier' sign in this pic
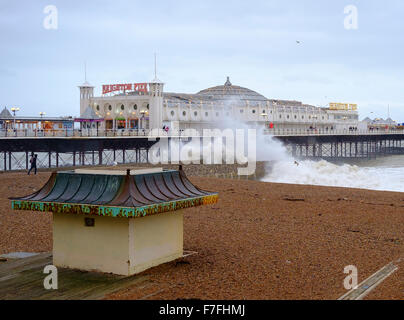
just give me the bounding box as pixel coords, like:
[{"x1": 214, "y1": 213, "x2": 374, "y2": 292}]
[{"x1": 102, "y1": 83, "x2": 148, "y2": 95}]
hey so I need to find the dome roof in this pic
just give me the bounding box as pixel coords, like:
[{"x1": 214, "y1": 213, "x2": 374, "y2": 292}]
[{"x1": 197, "y1": 77, "x2": 268, "y2": 102}]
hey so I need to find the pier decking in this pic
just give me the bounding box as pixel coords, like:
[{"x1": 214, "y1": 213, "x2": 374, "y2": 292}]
[{"x1": 0, "y1": 253, "x2": 150, "y2": 300}]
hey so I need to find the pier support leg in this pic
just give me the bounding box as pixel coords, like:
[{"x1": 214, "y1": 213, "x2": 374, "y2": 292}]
[
  {"x1": 292, "y1": 145, "x2": 297, "y2": 158},
  {"x1": 367, "y1": 141, "x2": 370, "y2": 159}
]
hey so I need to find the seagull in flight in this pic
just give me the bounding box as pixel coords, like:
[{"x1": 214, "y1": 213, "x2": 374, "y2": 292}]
[{"x1": 296, "y1": 40, "x2": 301, "y2": 44}]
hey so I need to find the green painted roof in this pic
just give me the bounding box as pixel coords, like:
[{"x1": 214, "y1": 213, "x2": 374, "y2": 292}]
[{"x1": 10, "y1": 169, "x2": 218, "y2": 218}]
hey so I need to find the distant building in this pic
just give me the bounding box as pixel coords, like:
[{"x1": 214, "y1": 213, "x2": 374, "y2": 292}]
[
  {"x1": 362, "y1": 117, "x2": 398, "y2": 131},
  {"x1": 0, "y1": 107, "x2": 74, "y2": 131}
]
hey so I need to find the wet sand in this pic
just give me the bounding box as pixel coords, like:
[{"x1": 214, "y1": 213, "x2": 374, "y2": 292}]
[{"x1": 0, "y1": 170, "x2": 402, "y2": 300}]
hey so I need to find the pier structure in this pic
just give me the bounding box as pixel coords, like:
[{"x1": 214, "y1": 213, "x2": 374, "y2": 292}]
[
  {"x1": 1, "y1": 130, "x2": 404, "y2": 172},
  {"x1": 277, "y1": 133, "x2": 404, "y2": 160},
  {"x1": 0, "y1": 136, "x2": 157, "y2": 172}
]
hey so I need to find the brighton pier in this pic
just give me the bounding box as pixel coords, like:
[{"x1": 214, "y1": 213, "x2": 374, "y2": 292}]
[
  {"x1": 1, "y1": 77, "x2": 404, "y2": 171},
  {"x1": 1, "y1": 130, "x2": 404, "y2": 172}
]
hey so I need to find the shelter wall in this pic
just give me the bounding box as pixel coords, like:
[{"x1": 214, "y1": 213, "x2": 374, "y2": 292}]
[
  {"x1": 130, "y1": 211, "x2": 183, "y2": 275},
  {"x1": 53, "y1": 211, "x2": 183, "y2": 276},
  {"x1": 53, "y1": 213, "x2": 130, "y2": 275}
]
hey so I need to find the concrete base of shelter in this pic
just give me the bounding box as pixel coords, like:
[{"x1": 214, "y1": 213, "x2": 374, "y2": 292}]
[{"x1": 53, "y1": 211, "x2": 184, "y2": 276}]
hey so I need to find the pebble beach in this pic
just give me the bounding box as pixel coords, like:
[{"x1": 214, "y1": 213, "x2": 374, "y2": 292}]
[{"x1": 0, "y1": 170, "x2": 402, "y2": 300}]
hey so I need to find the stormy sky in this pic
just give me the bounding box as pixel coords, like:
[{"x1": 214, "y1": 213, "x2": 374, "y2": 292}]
[{"x1": 1, "y1": 0, "x2": 404, "y2": 121}]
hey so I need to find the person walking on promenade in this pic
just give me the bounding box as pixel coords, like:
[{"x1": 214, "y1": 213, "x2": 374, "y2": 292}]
[{"x1": 28, "y1": 153, "x2": 38, "y2": 175}]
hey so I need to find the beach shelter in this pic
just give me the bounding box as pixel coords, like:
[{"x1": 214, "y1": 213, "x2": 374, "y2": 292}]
[{"x1": 10, "y1": 168, "x2": 218, "y2": 276}]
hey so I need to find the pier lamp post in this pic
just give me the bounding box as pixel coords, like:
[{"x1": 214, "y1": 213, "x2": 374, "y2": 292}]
[
  {"x1": 131, "y1": 112, "x2": 136, "y2": 131},
  {"x1": 341, "y1": 116, "x2": 348, "y2": 134},
  {"x1": 312, "y1": 115, "x2": 318, "y2": 134},
  {"x1": 260, "y1": 112, "x2": 268, "y2": 132},
  {"x1": 39, "y1": 112, "x2": 46, "y2": 131},
  {"x1": 11, "y1": 107, "x2": 20, "y2": 130},
  {"x1": 140, "y1": 110, "x2": 146, "y2": 132}
]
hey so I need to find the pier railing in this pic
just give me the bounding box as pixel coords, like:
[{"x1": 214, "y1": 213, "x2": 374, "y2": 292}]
[
  {"x1": 1, "y1": 128, "x2": 404, "y2": 172},
  {"x1": 0, "y1": 128, "x2": 151, "y2": 138},
  {"x1": 265, "y1": 128, "x2": 404, "y2": 136},
  {"x1": 0, "y1": 128, "x2": 403, "y2": 138}
]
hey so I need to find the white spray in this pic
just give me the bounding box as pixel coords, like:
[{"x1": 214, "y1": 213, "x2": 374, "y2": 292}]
[{"x1": 151, "y1": 98, "x2": 404, "y2": 192}]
